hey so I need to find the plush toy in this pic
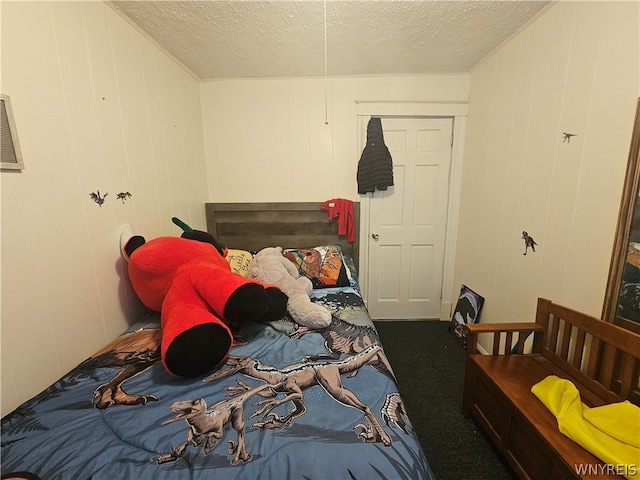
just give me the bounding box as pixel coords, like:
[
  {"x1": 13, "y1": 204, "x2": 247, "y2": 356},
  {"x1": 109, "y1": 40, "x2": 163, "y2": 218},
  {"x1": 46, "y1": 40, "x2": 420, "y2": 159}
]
[
  {"x1": 122, "y1": 220, "x2": 287, "y2": 378},
  {"x1": 246, "y1": 247, "x2": 332, "y2": 329}
]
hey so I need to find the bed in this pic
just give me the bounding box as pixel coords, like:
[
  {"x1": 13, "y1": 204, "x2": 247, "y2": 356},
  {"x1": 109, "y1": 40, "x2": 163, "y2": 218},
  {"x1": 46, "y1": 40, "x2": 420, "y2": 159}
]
[{"x1": 1, "y1": 202, "x2": 434, "y2": 480}]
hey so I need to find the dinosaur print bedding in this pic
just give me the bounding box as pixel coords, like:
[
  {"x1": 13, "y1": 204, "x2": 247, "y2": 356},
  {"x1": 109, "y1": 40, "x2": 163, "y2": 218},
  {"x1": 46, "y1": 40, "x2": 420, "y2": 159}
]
[{"x1": 1, "y1": 261, "x2": 434, "y2": 480}]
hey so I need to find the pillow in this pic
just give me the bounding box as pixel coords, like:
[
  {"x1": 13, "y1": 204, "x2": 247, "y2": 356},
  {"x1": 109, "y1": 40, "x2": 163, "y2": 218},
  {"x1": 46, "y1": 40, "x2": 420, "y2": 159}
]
[
  {"x1": 225, "y1": 249, "x2": 253, "y2": 276},
  {"x1": 283, "y1": 244, "x2": 350, "y2": 289}
]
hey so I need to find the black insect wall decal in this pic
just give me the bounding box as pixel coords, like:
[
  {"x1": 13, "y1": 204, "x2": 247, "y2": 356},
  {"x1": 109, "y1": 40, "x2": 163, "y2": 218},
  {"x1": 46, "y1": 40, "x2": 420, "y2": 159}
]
[
  {"x1": 116, "y1": 192, "x2": 132, "y2": 204},
  {"x1": 89, "y1": 190, "x2": 108, "y2": 207},
  {"x1": 562, "y1": 132, "x2": 577, "y2": 143},
  {"x1": 522, "y1": 231, "x2": 537, "y2": 255}
]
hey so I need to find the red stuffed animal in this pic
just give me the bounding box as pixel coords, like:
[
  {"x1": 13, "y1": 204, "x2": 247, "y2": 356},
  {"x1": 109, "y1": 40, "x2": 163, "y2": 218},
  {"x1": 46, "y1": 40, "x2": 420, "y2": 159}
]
[{"x1": 123, "y1": 224, "x2": 287, "y2": 378}]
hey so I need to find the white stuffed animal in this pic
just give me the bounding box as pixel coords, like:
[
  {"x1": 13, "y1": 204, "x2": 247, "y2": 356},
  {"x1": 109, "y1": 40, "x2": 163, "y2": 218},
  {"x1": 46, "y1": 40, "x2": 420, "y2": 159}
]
[{"x1": 247, "y1": 247, "x2": 332, "y2": 329}]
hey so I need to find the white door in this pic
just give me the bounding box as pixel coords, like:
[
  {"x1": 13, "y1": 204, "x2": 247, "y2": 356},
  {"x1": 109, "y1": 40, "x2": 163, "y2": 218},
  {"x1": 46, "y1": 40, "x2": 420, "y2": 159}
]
[{"x1": 367, "y1": 117, "x2": 453, "y2": 319}]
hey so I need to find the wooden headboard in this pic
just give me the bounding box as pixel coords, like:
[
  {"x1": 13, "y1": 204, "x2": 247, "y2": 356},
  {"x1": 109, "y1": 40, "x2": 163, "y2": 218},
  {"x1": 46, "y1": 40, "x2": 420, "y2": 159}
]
[{"x1": 205, "y1": 202, "x2": 360, "y2": 266}]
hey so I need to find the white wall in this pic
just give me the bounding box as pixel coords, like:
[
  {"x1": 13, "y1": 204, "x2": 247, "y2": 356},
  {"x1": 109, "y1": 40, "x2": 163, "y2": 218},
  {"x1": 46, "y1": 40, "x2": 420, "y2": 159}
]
[
  {"x1": 200, "y1": 75, "x2": 469, "y2": 202},
  {"x1": 454, "y1": 1, "x2": 640, "y2": 333},
  {"x1": 1, "y1": 1, "x2": 208, "y2": 416}
]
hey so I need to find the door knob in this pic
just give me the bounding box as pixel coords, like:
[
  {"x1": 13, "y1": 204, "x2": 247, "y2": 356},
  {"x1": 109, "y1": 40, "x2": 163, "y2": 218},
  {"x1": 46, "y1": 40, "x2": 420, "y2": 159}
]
[{"x1": 371, "y1": 233, "x2": 379, "y2": 240}]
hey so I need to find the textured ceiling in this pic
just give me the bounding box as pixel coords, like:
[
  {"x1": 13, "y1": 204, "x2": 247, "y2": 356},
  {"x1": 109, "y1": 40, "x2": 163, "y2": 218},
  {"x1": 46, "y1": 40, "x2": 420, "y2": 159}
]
[{"x1": 109, "y1": 0, "x2": 552, "y2": 81}]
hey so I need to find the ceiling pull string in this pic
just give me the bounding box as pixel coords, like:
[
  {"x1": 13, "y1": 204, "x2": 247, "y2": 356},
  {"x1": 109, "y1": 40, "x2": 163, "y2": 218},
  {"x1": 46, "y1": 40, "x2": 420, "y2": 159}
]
[{"x1": 324, "y1": 0, "x2": 328, "y2": 125}]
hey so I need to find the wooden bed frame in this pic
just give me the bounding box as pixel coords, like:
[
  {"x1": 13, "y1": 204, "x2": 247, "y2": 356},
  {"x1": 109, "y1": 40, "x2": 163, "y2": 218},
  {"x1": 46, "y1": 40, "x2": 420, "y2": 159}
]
[{"x1": 205, "y1": 202, "x2": 360, "y2": 266}]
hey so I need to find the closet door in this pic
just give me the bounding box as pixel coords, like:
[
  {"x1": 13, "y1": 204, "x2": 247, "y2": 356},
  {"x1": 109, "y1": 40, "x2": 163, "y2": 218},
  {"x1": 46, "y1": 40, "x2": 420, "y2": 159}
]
[{"x1": 367, "y1": 117, "x2": 453, "y2": 319}]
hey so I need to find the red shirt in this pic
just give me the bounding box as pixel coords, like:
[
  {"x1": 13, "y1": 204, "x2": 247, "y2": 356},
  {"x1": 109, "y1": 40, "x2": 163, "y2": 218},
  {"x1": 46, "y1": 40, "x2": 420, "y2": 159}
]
[{"x1": 321, "y1": 198, "x2": 355, "y2": 243}]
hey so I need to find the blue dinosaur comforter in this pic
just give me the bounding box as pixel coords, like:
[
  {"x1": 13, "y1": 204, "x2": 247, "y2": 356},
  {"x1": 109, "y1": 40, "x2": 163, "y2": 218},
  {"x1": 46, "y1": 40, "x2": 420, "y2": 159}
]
[{"x1": 1, "y1": 266, "x2": 434, "y2": 480}]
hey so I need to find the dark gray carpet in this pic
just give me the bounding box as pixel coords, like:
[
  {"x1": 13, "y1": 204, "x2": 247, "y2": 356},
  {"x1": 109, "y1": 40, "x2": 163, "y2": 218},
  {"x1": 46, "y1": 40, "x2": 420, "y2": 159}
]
[{"x1": 374, "y1": 320, "x2": 517, "y2": 480}]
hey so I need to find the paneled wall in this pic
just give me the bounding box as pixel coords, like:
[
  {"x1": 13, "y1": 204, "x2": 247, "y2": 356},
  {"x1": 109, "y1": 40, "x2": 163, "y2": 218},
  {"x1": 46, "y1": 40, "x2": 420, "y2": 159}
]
[
  {"x1": 200, "y1": 75, "x2": 469, "y2": 202},
  {"x1": 1, "y1": 2, "x2": 208, "y2": 416},
  {"x1": 454, "y1": 2, "x2": 640, "y2": 329}
]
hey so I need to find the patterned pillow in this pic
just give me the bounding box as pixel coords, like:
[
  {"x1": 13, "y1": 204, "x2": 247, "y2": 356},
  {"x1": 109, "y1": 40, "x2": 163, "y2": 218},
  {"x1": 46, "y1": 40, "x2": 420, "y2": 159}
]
[
  {"x1": 225, "y1": 249, "x2": 253, "y2": 276},
  {"x1": 283, "y1": 244, "x2": 350, "y2": 289}
]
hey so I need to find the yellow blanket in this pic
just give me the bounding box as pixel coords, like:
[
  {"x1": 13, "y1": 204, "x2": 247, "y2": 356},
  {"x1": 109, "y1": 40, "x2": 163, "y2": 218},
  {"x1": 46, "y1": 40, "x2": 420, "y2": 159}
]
[{"x1": 531, "y1": 375, "x2": 640, "y2": 480}]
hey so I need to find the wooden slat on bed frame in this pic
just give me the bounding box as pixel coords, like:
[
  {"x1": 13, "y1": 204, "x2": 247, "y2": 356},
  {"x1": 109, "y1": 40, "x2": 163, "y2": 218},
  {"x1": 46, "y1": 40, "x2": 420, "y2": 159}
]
[{"x1": 205, "y1": 202, "x2": 359, "y2": 266}]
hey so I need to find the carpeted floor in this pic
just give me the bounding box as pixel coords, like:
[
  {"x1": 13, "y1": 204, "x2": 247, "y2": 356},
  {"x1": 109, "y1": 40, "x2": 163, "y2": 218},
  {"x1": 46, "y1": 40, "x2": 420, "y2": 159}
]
[{"x1": 374, "y1": 320, "x2": 518, "y2": 480}]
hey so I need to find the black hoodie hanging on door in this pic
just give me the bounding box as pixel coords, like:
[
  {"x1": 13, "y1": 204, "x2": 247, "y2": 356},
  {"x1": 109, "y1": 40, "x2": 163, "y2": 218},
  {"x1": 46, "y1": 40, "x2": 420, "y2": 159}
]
[{"x1": 357, "y1": 117, "x2": 394, "y2": 194}]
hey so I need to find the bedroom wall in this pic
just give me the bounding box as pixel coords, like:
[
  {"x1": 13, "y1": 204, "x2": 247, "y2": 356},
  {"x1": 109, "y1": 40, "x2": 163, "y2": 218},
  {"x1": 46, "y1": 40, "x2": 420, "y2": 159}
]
[
  {"x1": 0, "y1": 2, "x2": 208, "y2": 416},
  {"x1": 453, "y1": 1, "x2": 640, "y2": 330},
  {"x1": 200, "y1": 75, "x2": 469, "y2": 202}
]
